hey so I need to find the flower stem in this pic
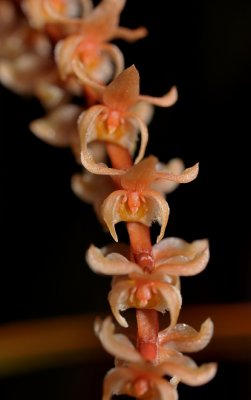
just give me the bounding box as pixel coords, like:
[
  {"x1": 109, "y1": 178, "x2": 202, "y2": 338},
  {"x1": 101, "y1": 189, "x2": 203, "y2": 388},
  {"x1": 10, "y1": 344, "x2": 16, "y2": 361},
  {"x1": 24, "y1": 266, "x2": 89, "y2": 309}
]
[{"x1": 106, "y1": 143, "x2": 159, "y2": 363}]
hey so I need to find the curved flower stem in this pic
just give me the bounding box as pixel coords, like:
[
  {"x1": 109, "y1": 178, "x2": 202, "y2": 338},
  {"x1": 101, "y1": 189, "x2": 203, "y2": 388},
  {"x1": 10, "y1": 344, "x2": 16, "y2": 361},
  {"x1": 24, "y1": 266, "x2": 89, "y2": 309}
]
[
  {"x1": 106, "y1": 142, "x2": 133, "y2": 170},
  {"x1": 106, "y1": 142, "x2": 159, "y2": 363}
]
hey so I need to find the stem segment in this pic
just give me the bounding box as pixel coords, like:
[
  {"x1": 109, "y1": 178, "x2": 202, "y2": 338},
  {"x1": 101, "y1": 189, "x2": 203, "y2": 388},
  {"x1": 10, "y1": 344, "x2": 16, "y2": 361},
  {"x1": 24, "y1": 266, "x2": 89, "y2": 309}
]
[{"x1": 106, "y1": 143, "x2": 159, "y2": 363}]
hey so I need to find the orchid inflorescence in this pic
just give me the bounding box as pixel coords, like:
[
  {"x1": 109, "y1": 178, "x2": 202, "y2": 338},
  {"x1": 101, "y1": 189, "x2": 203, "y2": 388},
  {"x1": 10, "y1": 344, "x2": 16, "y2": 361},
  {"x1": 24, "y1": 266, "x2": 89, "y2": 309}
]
[{"x1": 1, "y1": 1, "x2": 217, "y2": 399}]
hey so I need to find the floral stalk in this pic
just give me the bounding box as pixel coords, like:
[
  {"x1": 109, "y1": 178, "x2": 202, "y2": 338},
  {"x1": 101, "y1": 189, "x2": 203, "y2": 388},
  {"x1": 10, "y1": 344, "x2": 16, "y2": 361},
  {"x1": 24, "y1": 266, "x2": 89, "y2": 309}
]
[{"x1": 1, "y1": 1, "x2": 217, "y2": 399}]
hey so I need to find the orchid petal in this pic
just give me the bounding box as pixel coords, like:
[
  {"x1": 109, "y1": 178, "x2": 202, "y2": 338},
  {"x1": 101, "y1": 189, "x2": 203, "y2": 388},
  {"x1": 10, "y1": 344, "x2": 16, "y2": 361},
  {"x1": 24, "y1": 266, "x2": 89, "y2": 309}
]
[
  {"x1": 158, "y1": 361, "x2": 217, "y2": 386},
  {"x1": 152, "y1": 158, "x2": 185, "y2": 194},
  {"x1": 130, "y1": 101, "x2": 154, "y2": 126},
  {"x1": 0, "y1": 55, "x2": 50, "y2": 95},
  {"x1": 43, "y1": 0, "x2": 83, "y2": 26},
  {"x1": 30, "y1": 104, "x2": 81, "y2": 147},
  {"x1": 103, "y1": 65, "x2": 140, "y2": 111},
  {"x1": 101, "y1": 190, "x2": 127, "y2": 242},
  {"x1": 156, "y1": 247, "x2": 209, "y2": 276},
  {"x1": 55, "y1": 35, "x2": 83, "y2": 80},
  {"x1": 143, "y1": 190, "x2": 170, "y2": 243},
  {"x1": 154, "y1": 377, "x2": 178, "y2": 400},
  {"x1": 153, "y1": 237, "x2": 191, "y2": 259},
  {"x1": 71, "y1": 170, "x2": 112, "y2": 203},
  {"x1": 159, "y1": 318, "x2": 214, "y2": 353},
  {"x1": 79, "y1": 106, "x2": 125, "y2": 175},
  {"x1": 94, "y1": 317, "x2": 143, "y2": 362},
  {"x1": 103, "y1": 367, "x2": 135, "y2": 400},
  {"x1": 72, "y1": 58, "x2": 105, "y2": 94},
  {"x1": 154, "y1": 238, "x2": 209, "y2": 275},
  {"x1": 114, "y1": 26, "x2": 148, "y2": 42},
  {"x1": 80, "y1": 0, "x2": 94, "y2": 16},
  {"x1": 126, "y1": 112, "x2": 149, "y2": 164},
  {"x1": 99, "y1": 43, "x2": 125, "y2": 77},
  {"x1": 156, "y1": 162, "x2": 199, "y2": 183},
  {"x1": 139, "y1": 85, "x2": 178, "y2": 107},
  {"x1": 120, "y1": 156, "x2": 158, "y2": 191},
  {"x1": 155, "y1": 282, "x2": 182, "y2": 327},
  {"x1": 79, "y1": 0, "x2": 126, "y2": 42},
  {"x1": 72, "y1": 43, "x2": 124, "y2": 87},
  {"x1": 108, "y1": 280, "x2": 133, "y2": 327},
  {"x1": 159, "y1": 347, "x2": 197, "y2": 367},
  {"x1": 86, "y1": 245, "x2": 142, "y2": 275},
  {"x1": 34, "y1": 81, "x2": 68, "y2": 109}
]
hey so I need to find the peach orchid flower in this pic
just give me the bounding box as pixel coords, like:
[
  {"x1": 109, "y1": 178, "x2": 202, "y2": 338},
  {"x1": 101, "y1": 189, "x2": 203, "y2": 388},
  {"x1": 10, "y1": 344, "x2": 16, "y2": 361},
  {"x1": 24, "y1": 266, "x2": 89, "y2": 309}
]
[
  {"x1": 86, "y1": 238, "x2": 208, "y2": 328},
  {"x1": 101, "y1": 156, "x2": 199, "y2": 243},
  {"x1": 71, "y1": 157, "x2": 184, "y2": 222},
  {"x1": 30, "y1": 104, "x2": 82, "y2": 157},
  {"x1": 29, "y1": 0, "x2": 147, "y2": 87},
  {"x1": 21, "y1": 0, "x2": 87, "y2": 30},
  {"x1": 71, "y1": 169, "x2": 115, "y2": 224},
  {"x1": 75, "y1": 64, "x2": 178, "y2": 175},
  {"x1": 95, "y1": 317, "x2": 217, "y2": 400},
  {"x1": 0, "y1": 7, "x2": 69, "y2": 108}
]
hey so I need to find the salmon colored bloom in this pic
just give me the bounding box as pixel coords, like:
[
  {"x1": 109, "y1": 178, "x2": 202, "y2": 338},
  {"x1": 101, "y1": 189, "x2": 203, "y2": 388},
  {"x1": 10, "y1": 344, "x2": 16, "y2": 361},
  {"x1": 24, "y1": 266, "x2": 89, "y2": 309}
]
[
  {"x1": 32, "y1": 0, "x2": 148, "y2": 88},
  {"x1": 101, "y1": 156, "x2": 199, "y2": 243},
  {"x1": 87, "y1": 238, "x2": 208, "y2": 328},
  {"x1": 95, "y1": 317, "x2": 217, "y2": 400},
  {"x1": 22, "y1": 0, "x2": 84, "y2": 30},
  {"x1": 76, "y1": 65, "x2": 178, "y2": 175},
  {"x1": 30, "y1": 103, "x2": 82, "y2": 156},
  {"x1": 71, "y1": 169, "x2": 115, "y2": 224},
  {"x1": 0, "y1": 4, "x2": 69, "y2": 108},
  {"x1": 72, "y1": 157, "x2": 184, "y2": 221}
]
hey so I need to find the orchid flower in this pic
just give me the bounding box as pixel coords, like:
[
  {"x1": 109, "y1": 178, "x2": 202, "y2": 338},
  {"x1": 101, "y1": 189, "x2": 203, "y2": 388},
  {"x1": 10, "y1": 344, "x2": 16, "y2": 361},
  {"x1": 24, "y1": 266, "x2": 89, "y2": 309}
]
[
  {"x1": 101, "y1": 156, "x2": 199, "y2": 242},
  {"x1": 71, "y1": 169, "x2": 115, "y2": 224},
  {"x1": 72, "y1": 157, "x2": 184, "y2": 221},
  {"x1": 95, "y1": 317, "x2": 217, "y2": 400},
  {"x1": 21, "y1": 0, "x2": 87, "y2": 30},
  {"x1": 30, "y1": 104, "x2": 82, "y2": 156},
  {"x1": 87, "y1": 237, "x2": 208, "y2": 328},
  {"x1": 0, "y1": 6, "x2": 70, "y2": 107},
  {"x1": 76, "y1": 64, "x2": 178, "y2": 175},
  {"x1": 30, "y1": 0, "x2": 148, "y2": 88}
]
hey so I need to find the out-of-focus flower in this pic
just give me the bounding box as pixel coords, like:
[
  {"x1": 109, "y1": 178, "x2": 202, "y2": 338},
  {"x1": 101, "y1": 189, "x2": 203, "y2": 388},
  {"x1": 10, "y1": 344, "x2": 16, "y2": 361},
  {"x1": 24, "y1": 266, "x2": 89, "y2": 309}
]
[
  {"x1": 24, "y1": 0, "x2": 147, "y2": 93},
  {"x1": 101, "y1": 156, "x2": 198, "y2": 243},
  {"x1": 30, "y1": 103, "x2": 82, "y2": 156},
  {"x1": 0, "y1": 3, "x2": 70, "y2": 108},
  {"x1": 0, "y1": 1, "x2": 18, "y2": 35},
  {"x1": 71, "y1": 169, "x2": 115, "y2": 223},
  {"x1": 87, "y1": 238, "x2": 208, "y2": 327},
  {"x1": 76, "y1": 65, "x2": 178, "y2": 175},
  {"x1": 95, "y1": 317, "x2": 217, "y2": 400},
  {"x1": 21, "y1": 0, "x2": 85, "y2": 30}
]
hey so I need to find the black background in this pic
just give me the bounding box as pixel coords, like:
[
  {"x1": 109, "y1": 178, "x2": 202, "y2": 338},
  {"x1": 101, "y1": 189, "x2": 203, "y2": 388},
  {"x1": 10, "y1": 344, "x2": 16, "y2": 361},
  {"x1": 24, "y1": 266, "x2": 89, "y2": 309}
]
[{"x1": 1, "y1": 0, "x2": 251, "y2": 399}]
